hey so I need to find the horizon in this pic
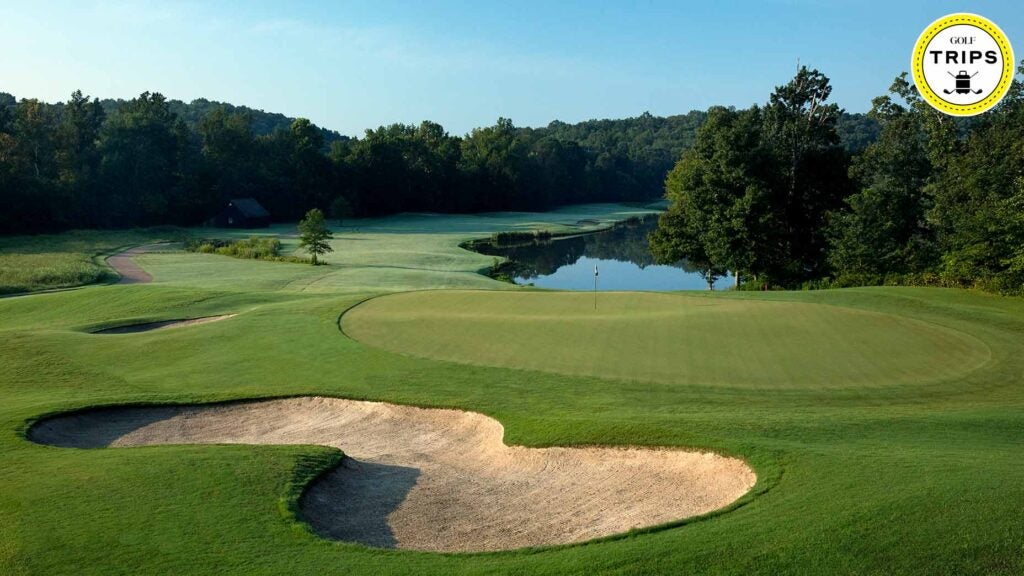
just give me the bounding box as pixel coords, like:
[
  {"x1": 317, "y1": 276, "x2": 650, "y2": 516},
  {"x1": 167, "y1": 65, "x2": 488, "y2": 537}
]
[{"x1": 2, "y1": 1, "x2": 1022, "y2": 136}]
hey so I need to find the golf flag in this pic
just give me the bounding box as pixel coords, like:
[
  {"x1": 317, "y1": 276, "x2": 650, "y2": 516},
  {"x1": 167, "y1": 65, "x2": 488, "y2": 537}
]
[{"x1": 594, "y1": 265, "x2": 599, "y2": 277}]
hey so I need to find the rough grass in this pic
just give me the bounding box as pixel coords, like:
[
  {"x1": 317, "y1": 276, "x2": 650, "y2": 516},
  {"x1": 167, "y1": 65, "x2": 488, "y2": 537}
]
[
  {"x1": 0, "y1": 252, "x2": 112, "y2": 294},
  {"x1": 0, "y1": 229, "x2": 183, "y2": 294},
  {"x1": 0, "y1": 204, "x2": 1022, "y2": 575}
]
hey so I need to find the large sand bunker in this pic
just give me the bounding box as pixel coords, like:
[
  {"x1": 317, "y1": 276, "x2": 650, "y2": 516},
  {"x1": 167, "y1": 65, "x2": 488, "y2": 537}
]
[{"x1": 29, "y1": 397, "x2": 755, "y2": 552}]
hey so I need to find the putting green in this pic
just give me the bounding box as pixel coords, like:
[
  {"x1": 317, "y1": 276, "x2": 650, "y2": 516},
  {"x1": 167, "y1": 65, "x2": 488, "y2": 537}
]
[{"x1": 342, "y1": 290, "x2": 991, "y2": 389}]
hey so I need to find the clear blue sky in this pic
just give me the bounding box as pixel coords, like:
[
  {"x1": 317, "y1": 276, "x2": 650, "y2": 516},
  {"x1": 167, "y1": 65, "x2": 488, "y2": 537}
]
[{"x1": 1, "y1": 1, "x2": 1021, "y2": 136}]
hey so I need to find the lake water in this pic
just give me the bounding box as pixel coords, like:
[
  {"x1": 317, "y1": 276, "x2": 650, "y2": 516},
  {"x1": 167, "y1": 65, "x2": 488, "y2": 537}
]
[{"x1": 476, "y1": 218, "x2": 733, "y2": 291}]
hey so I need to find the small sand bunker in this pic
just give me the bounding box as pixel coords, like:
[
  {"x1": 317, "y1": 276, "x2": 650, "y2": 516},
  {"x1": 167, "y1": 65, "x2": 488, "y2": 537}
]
[
  {"x1": 93, "y1": 315, "x2": 236, "y2": 334},
  {"x1": 29, "y1": 397, "x2": 755, "y2": 552}
]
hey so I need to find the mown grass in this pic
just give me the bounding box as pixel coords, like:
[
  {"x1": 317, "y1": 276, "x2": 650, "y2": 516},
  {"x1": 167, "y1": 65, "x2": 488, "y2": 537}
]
[
  {"x1": 342, "y1": 290, "x2": 991, "y2": 390},
  {"x1": 0, "y1": 204, "x2": 1022, "y2": 575}
]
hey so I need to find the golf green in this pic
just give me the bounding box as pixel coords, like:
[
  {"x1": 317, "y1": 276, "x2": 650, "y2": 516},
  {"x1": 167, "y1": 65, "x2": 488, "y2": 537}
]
[{"x1": 342, "y1": 290, "x2": 991, "y2": 389}]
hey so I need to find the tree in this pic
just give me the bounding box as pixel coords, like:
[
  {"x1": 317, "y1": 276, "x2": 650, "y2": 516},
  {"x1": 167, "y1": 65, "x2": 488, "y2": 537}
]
[
  {"x1": 459, "y1": 118, "x2": 528, "y2": 211},
  {"x1": 56, "y1": 91, "x2": 106, "y2": 227},
  {"x1": 199, "y1": 107, "x2": 255, "y2": 188},
  {"x1": 827, "y1": 77, "x2": 937, "y2": 280},
  {"x1": 761, "y1": 66, "x2": 851, "y2": 283},
  {"x1": 649, "y1": 198, "x2": 726, "y2": 289},
  {"x1": 289, "y1": 118, "x2": 334, "y2": 218},
  {"x1": 329, "y1": 195, "x2": 353, "y2": 226},
  {"x1": 0, "y1": 94, "x2": 19, "y2": 233},
  {"x1": 9, "y1": 99, "x2": 60, "y2": 231},
  {"x1": 345, "y1": 121, "x2": 461, "y2": 215},
  {"x1": 57, "y1": 91, "x2": 105, "y2": 180},
  {"x1": 925, "y1": 64, "x2": 1024, "y2": 289},
  {"x1": 652, "y1": 67, "x2": 850, "y2": 289},
  {"x1": 649, "y1": 106, "x2": 772, "y2": 288},
  {"x1": 13, "y1": 99, "x2": 57, "y2": 181},
  {"x1": 527, "y1": 137, "x2": 588, "y2": 207},
  {"x1": 98, "y1": 92, "x2": 187, "y2": 226},
  {"x1": 298, "y1": 208, "x2": 333, "y2": 265},
  {"x1": 822, "y1": 61, "x2": 1024, "y2": 293}
]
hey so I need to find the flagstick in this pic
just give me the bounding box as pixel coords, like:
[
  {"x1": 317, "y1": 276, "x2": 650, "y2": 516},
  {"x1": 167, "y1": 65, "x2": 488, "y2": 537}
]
[{"x1": 594, "y1": 264, "x2": 598, "y2": 310}]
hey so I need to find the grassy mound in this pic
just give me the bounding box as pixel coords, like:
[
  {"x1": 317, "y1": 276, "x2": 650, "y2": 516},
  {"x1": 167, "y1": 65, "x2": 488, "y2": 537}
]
[{"x1": 342, "y1": 290, "x2": 990, "y2": 389}]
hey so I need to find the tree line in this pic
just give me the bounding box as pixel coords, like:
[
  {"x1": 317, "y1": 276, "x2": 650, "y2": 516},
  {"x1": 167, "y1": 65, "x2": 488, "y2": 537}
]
[
  {"x1": 0, "y1": 93, "x2": 692, "y2": 233},
  {"x1": 650, "y1": 64, "x2": 1024, "y2": 294},
  {"x1": 0, "y1": 89, "x2": 875, "y2": 235}
]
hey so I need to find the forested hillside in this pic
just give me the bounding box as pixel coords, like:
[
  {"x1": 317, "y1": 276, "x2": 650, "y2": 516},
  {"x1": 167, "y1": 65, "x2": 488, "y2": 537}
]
[{"x1": 0, "y1": 89, "x2": 876, "y2": 234}]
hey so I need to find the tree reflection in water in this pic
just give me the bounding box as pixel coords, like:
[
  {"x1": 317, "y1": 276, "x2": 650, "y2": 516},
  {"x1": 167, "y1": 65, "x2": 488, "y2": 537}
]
[{"x1": 474, "y1": 218, "x2": 733, "y2": 291}]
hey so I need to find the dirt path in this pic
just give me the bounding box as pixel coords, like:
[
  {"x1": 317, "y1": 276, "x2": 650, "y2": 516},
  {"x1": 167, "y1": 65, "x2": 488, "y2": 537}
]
[
  {"x1": 29, "y1": 397, "x2": 756, "y2": 552},
  {"x1": 107, "y1": 244, "x2": 163, "y2": 284}
]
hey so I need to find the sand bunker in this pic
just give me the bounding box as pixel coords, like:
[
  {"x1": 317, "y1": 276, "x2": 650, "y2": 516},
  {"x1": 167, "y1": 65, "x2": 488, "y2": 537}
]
[
  {"x1": 29, "y1": 397, "x2": 755, "y2": 552},
  {"x1": 93, "y1": 315, "x2": 236, "y2": 334}
]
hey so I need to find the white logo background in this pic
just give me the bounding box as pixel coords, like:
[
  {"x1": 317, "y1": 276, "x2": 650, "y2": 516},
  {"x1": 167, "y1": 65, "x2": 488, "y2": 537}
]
[{"x1": 922, "y1": 24, "x2": 1004, "y2": 106}]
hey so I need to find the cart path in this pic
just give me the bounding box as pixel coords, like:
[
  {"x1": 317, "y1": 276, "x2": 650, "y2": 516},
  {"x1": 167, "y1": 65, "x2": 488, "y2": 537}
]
[
  {"x1": 29, "y1": 396, "x2": 757, "y2": 552},
  {"x1": 107, "y1": 244, "x2": 163, "y2": 284}
]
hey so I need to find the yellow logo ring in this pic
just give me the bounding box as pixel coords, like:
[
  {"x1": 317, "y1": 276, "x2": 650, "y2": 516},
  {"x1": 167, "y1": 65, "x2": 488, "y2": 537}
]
[{"x1": 911, "y1": 13, "x2": 1015, "y2": 116}]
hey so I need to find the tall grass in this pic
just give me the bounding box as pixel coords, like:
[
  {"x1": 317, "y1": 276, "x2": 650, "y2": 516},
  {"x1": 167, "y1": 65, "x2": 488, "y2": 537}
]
[
  {"x1": 0, "y1": 229, "x2": 180, "y2": 294},
  {"x1": 0, "y1": 253, "x2": 113, "y2": 294}
]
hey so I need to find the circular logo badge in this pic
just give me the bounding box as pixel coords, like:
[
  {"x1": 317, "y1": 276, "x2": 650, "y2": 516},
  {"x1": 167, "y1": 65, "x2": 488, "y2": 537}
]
[{"x1": 912, "y1": 13, "x2": 1015, "y2": 116}]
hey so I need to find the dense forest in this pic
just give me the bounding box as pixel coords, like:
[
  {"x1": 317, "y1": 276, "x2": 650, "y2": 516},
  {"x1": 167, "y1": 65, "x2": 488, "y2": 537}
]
[
  {"x1": 650, "y1": 64, "x2": 1024, "y2": 294},
  {"x1": 0, "y1": 89, "x2": 875, "y2": 234}
]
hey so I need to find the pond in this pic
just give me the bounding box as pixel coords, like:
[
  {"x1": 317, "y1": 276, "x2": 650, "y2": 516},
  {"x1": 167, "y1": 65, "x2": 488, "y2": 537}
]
[{"x1": 473, "y1": 218, "x2": 733, "y2": 291}]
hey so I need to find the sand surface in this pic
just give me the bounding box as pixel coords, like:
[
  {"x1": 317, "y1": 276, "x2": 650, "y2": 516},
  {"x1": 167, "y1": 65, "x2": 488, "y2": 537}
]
[
  {"x1": 93, "y1": 315, "x2": 237, "y2": 334},
  {"x1": 29, "y1": 397, "x2": 755, "y2": 552}
]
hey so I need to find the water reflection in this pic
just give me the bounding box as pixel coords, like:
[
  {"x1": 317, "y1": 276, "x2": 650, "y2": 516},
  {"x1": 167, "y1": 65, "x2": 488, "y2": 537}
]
[{"x1": 475, "y1": 218, "x2": 733, "y2": 291}]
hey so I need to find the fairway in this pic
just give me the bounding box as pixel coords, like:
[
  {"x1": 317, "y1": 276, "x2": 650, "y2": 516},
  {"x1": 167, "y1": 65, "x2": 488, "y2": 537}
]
[{"x1": 342, "y1": 290, "x2": 991, "y2": 389}]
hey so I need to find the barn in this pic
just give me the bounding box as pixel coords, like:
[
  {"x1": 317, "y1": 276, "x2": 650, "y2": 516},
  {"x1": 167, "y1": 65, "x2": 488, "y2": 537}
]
[{"x1": 210, "y1": 198, "x2": 271, "y2": 228}]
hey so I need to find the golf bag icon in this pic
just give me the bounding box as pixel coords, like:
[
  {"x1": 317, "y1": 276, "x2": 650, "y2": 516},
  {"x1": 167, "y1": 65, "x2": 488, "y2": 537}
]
[{"x1": 945, "y1": 71, "x2": 983, "y2": 95}]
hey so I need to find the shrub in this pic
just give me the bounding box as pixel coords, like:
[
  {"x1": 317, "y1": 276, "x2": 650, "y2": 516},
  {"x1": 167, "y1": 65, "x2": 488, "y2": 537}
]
[
  {"x1": 798, "y1": 270, "x2": 1024, "y2": 296},
  {"x1": 490, "y1": 230, "x2": 553, "y2": 247},
  {"x1": 185, "y1": 237, "x2": 309, "y2": 264}
]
